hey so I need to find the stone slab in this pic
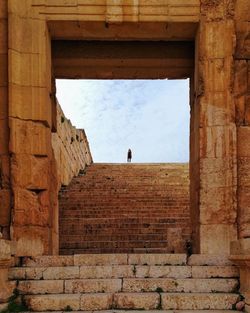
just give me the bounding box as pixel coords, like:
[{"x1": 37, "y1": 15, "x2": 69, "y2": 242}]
[
  {"x1": 80, "y1": 265, "x2": 134, "y2": 279},
  {"x1": 128, "y1": 254, "x2": 187, "y2": 266},
  {"x1": 122, "y1": 278, "x2": 238, "y2": 293},
  {"x1": 65, "y1": 278, "x2": 122, "y2": 293},
  {"x1": 23, "y1": 256, "x2": 74, "y2": 267},
  {"x1": 74, "y1": 254, "x2": 127, "y2": 266},
  {"x1": 188, "y1": 254, "x2": 233, "y2": 266},
  {"x1": 161, "y1": 293, "x2": 239, "y2": 310},
  {"x1": 135, "y1": 265, "x2": 191, "y2": 278},
  {"x1": 18, "y1": 280, "x2": 64, "y2": 295},
  {"x1": 80, "y1": 293, "x2": 113, "y2": 310},
  {"x1": 25, "y1": 294, "x2": 81, "y2": 311},
  {"x1": 191, "y1": 266, "x2": 239, "y2": 278},
  {"x1": 113, "y1": 292, "x2": 160, "y2": 310}
]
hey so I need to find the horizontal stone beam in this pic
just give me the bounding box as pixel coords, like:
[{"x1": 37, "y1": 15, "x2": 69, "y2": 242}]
[{"x1": 52, "y1": 40, "x2": 194, "y2": 79}]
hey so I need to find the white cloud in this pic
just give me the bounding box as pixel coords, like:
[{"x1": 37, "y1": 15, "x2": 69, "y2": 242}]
[{"x1": 56, "y1": 79, "x2": 190, "y2": 163}]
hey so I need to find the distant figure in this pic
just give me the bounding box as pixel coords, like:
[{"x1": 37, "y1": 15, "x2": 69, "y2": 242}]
[{"x1": 127, "y1": 149, "x2": 132, "y2": 163}]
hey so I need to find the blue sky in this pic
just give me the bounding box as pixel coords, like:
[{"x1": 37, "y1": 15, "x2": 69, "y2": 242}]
[{"x1": 56, "y1": 79, "x2": 190, "y2": 163}]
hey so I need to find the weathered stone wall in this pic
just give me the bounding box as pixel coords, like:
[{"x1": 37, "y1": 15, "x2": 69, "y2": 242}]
[
  {"x1": 2, "y1": 0, "x2": 250, "y2": 257},
  {"x1": 52, "y1": 101, "x2": 92, "y2": 187},
  {"x1": 0, "y1": 0, "x2": 11, "y2": 240}
]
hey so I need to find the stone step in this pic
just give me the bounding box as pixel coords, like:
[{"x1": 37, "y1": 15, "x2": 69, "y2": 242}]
[
  {"x1": 24, "y1": 293, "x2": 239, "y2": 311},
  {"x1": 23, "y1": 310, "x2": 239, "y2": 313},
  {"x1": 20, "y1": 254, "x2": 188, "y2": 267},
  {"x1": 17, "y1": 278, "x2": 238, "y2": 295}
]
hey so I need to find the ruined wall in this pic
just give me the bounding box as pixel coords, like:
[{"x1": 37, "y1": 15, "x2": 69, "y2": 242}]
[
  {"x1": 52, "y1": 101, "x2": 92, "y2": 187},
  {"x1": 0, "y1": 0, "x2": 11, "y2": 240}
]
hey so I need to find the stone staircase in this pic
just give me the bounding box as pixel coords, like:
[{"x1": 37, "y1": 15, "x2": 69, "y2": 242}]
[
  {"x1": 59, "y1": 163, "x2": 190, "y2": 254},
  {"x1": 8, "y1": 254, "x2": 240, "y2": 312}
]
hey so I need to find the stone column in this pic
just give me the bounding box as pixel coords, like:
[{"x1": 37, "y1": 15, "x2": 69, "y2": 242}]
[
  {"x1": 0, "y1": 0, "x2": 11, "y2": 239},
  {"x1": 8, "y1": 0, "x2": 58, "y2": 255},
  {"x1": 233, "y1": 0, "x2": 250, "y2": 250},
  {"x1": 194, "y1": 1, "x2": 237, "y2": 254}
]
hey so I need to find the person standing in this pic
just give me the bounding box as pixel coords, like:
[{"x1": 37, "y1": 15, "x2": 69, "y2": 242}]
[{"x1": 127, "y1": 149, "x2": 132, "y2": 162}]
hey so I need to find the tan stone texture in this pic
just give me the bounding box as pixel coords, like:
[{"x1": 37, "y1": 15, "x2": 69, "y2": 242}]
[
  {"x1": 113, "y1": 292, "x2": 159, "y2": 310},
  {"x1": 161, "y1": 293, "x2": 239, "y2": 310},
  {"x1": 11, "y1": 155, "x2": 49, "y2": 190}
]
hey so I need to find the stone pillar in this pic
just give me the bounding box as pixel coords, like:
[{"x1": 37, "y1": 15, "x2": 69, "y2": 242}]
[
  {"x1": 193, "y1": 1, "x2": 237, "y2": 254},
  {"x1": 233, "y1": 0, "x2": 250, "y2": 248},
  {"x1": 8, "y1": 0, "x2": 58, "y2": 255},
  {"x1": 0, "y1": 0, "x2": 11, "y2": 239}
]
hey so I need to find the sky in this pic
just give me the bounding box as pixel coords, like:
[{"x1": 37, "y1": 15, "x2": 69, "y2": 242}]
[{"x1": 56, "y1": 79, "x2": 190, "y2": 163}]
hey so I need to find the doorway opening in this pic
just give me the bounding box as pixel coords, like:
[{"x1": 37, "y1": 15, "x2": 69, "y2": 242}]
[{"x1": 51, "y1": 39, "x2": 195, "y2": 254}]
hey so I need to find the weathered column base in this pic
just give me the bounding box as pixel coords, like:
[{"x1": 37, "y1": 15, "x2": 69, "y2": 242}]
[{"x1": 230, "y1": 240, "x2": 250, "y2": 312}]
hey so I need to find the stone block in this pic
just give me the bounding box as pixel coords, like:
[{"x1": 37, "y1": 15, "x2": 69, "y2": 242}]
[
  {"x1": 200, "y1": 124, "x2": 236, "y2": 158},
  {"x1": 13, "y1": 226, "x2": 50, "y2": 256},
  {"x1": 135, "y1": 265, "x2": 191, "y2": 279},
  {"x1": 74, "y1": 254, "x2": 127, "y2": 266},
  {"x1": 80, "y1": 293, "x2": 113, "y2": 311},
  {"x1": 43, "y1": 266, "x2": 80, "y2": 280},
  {"x1": 8, "y1": 267, "x2": 26, "y2": 280},
  {"x1": 9, "y1": 84, "x2": 52, "y2": 126},
  {"x1": 65, "y1": 278, "x2": 122, "y2": 293},
  {"x1": 200, "y1": 187, "x2": 236, "y2": 225},
  {"x1": 200, "y1": 92, "x2": 234, "y2": 127},
  {"x1": 188, "y1": 254, "x2": 233, "y2": 266},
  {"x1": 128, "y1": 254, "x2": 187, "y2": 265},
  {"x1": 0, "y1": 189, "x2": 11, "y2": 226},
  {"x1": 161, "y1": 293, "x2": 239, "y2": 310},
  {"x1": 25, "y1": 294, "x2": 81, "y2": 311},
  {"x1": 0, "y1": 0, "x2": 7, "y2": 18},
  {"x1": 0, "y1": 155, "x2": 10, "y2": 188},
  {"x1": 238, "y1": 127, "x2": 250, "y2": 157},
  {"x1": 0, "y1": 119, "x2": 9, "y2": 154},
  {"x1": 122, "y1": 278, "x2": 238, "y2": 293},
  {"x1": 9, "y1": 14, "x2": 46, "y2": 53},
  {"x1": 235, "y1": 0, "x2": 250, "y2": 21},
  {"x1": 79, "y1": 265, "x2": 134, "y2": 279},
  {"x1": 113, "y1": 292, "x2": 159, "y2": 310},
  {"x1": 9, "y1": 118, "x2": 51, "y2": 155},
  {"x1": 234, "y1": 60, "x2": 248, "y2": 97},
  {"x1": 245, "y1": 95, "x2": 250, "y2": 125},
  {"x1": 0, "y1": 268, "x2": 15, "y2": 303},
  {"x1": 18, "y1": 280, "x2": 64, "y2": 295},
  {"x1": 11, "y1": 154, "x2": 49, "y2": 189},
  {"x1": 199, "y1": 224, "x2": 237, "y2": 255},
  {"x1": 201, "y1": 21, "x2": 235, "y2": 58},
  {"x1": 192, "y1": 265, "x2": 239, "y2": 278},
  {"x1": 231, "y1": 238, "x2": 250, "y2": 255},
  {"x1": 235, "y1": 95, "x2": 246, "y2": 126},
  {"x1": 12, "y1": 188, "x2": 50, "y2": 227},
  {"x1": 0, "y1": 239, "x2": 11, "y2": 261},
  {"x1": 0, "y1": 87, "x2": 7, "y2": 119},
  {"x1": 0, "y1": 19, "x2": 7, "y2": 53},
  {"x1": 22, "y1": 255, "x2": 74, "y2": 267},
  {"x1": 238, "y1": 158, "x2": 250, "y2": 187},
  {"x1": 202, "y1": 58, "x2": 232, "y2": 93},
  {"x1": 9, "y1": 49, "x2": 47, "y2": 87},
  {"x1": 0, "y1": 52, "x2": 7, "y2": 86}
]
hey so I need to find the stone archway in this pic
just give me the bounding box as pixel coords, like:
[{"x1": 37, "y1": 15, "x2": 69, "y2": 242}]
[{"x1": 3, "y1": 0, "x2": 240, "y2": 256}]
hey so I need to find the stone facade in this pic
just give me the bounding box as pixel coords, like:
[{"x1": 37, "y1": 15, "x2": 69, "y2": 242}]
[{"x1": 0, "y1": 0, "x2": 249, "y2": 287}]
